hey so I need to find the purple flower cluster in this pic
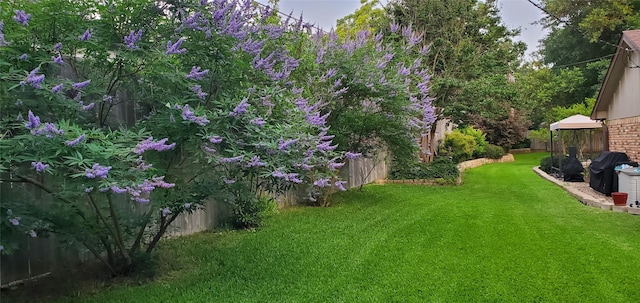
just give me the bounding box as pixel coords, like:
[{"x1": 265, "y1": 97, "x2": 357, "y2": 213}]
[
  {"x1": 72, "y1": 80, "x2": 91, "y2": 90},
  {"x1": 25, "y1": 110, "x2": 40, "y2": 130},
  {"x1": 124, "y1": 29, "x2": 143, "y2": 50},
  {"x1": 78, "y1": 29, "x2": 91, "y2": 41},
  {"x1": 229, "y1": 98, "x2": 250, "y2": 117},
  {"x1": 345, "y1": 152, "x2": 362, "y2": 160},
  {"x1": 223, "y1": 179, "x2": 236, "y2": 184},
  {"x1": 328, "y1": 161, "x2": 345, "y2": 170},
  {"x1": 278, "y1": 139, "x2": 298, "y2": 151},
  {"x1": 180, "y1": 104, "x2": 209, "y2": 126},
  {"x1": 271, "y1": 168, "x2": 303, "y2": 183},
  {"x1": 390, "y1": 22, "x2": 400, "y2": 33},
  {"x1": 19, "y1": 54, "x2": 28, "y2": 60},
  {"x1": 13, "y1": 10, "x2": 31, "y2": 27},
  {"x1": 53, "y1": 42, "x2": 63, "y2": 51},
  {"x1": 250, "y1": 117, "x2": 266, "y2": 126},
  {"x1": 313, "y1": 178, "x2": 331, "y2": 187},
  {"x1": 65, "y1": 134, "x2": 86, "y2": 146},
  {"x1": 133, "y1": 156, "x2": 153, "y2": 171},
  {"x1": 316, "y1": 141, "x2": 337, "y2": 152},
  {"x1": 31, "y1": 161, "x2": 49, "y2": 173},
  {"x1": 186, "y1": 66, "x2": 209, "y2": 80},
  {"x1": 85, "y1": 163, "x2": 112, "y2": 179},
  {"x1": 166, "y1": 37, "x2": 186, "y2": 55},
  {"x1": 9, "y1": 217, "x2": 21, "y2": 226},
  {"x1": 246, "y1": 156, "x2": 266, "y2": 167},
  {"x1": 32, "y1": 123, "x2": 64, "y2": 138},
  {"x1": 219, "y1": 155, "x2": 243, "y2": 163},
  {"x1": 335, "y1": 181, "x2": 347, "y2": 191},
  {"x1": 22, "y1": 68, "x2": 45, "y2": 89},
  {"x1": 52, "y1": 55, "x2": 64, "y2": 65},
  {"x1": 134, "y1": 137, "x2": 176, "y2": 154},
  {"x1": 126, "y1": 176, "x2": 175, "y2": 204},
  {"x1": 208, "y1": 136, "x2": 223, "y2": 144},
  {"x1": 190, "y1": 85, "x2": 208, "y2": 100},
  {"x1": 51, "y1": 83, "x2": 64, "y2": 94},
  {"x1": 82, "y1": 102, "x2": 95, "y2": 110}
]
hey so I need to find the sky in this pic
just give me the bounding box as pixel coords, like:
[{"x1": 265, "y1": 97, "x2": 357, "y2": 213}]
[{"x1": 258, "y1": 0, "x2": 549, "y2": 59}]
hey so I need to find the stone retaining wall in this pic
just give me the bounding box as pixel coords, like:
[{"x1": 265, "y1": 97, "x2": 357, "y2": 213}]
[{"x1": 378, "y1": 154, "x2": 515, "y2": 185}]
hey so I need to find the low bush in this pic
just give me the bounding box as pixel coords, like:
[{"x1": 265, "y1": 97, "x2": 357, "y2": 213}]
[
  {"x1": 390, "y1": 157, "x2": 459, "y2": 181},
  {"x1": 485, "y1": 144, "x2": 505, "y2": 159},
  {"x1": 460, "y1": 126, "x2": 488, "y2": 158},
  {"x1": 539, "y1": 155, "x2": 568, "y2": 173},
  {"x1": 442, "y1": 131, "x2": 477, "y2": 163}
]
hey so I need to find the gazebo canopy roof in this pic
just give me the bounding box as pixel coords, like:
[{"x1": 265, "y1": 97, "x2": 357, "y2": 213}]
[{"x1": 549, "y1": 114, "x2": 603, "y2": 131}]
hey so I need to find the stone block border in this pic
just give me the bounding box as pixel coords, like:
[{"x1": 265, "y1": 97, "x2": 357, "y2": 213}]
[
  {"x1": 532, "y1": 166, "x2": 640, "y2": 215},
  {"x1": 376, "y1": 154, "x2": 515, "y2": 185}
]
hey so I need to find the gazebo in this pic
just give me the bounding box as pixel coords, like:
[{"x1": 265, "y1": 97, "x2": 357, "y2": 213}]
[{"x1": 549, "y1": 114, "x2": 603, "y2": 176}]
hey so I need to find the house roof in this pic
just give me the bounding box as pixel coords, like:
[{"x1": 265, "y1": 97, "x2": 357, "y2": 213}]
[
  {"x1": 591, "y1": 30, "x2": 640, "y2": 120},
  {"x1": 550, "y1": 114, "x2": 602, "y2": 131}
]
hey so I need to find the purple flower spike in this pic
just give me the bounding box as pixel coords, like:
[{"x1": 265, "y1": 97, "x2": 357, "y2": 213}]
[
  {"x1": 85, "y1": 163, "x2": 112, "y2": 179},
  {"x1": 180, "y1": 104, "x2": 209, "y2": 126},
  {"x1": 72, "y1": 80, "x2": 91, "y2": 90},
  {"x1": 32, "y1": 122, "x2": 64, "y2": 137},
  {"x1": 219, "y1": 156, "x2": 243, "y2": 163},
  {"x1": 29, "y1": 230, "x2": 37, "y2": 238},
  {"x1": 166, "y1": 37, "x2": 186, "y2": 55},
  {"x1": 186, "y1": 66, "x2": 209, "y2": 80},
  {"x1": 10, "y1": 217, "x2": 21, "y2": 226},
  {"x1": 111, "y1": 186, "x2": 127, "y2": 194},
  {"x1": 31, "y1": 161, "x2": 49, "y2": 173},
  {"x1": 190, "y1": 85, "x2": 207, "y2": 100},
  {"x1": 53, "y1": 42, "x2": 63, "y2": 51},
  {"x1": 345, "y1": 152, "x2": 362, "y2": 160},
  {"x1": 208, "y1": 136, "x2": 223, "y2": 144},
  {"x1": 52, "y1": 55, "x2": 64, "y2": 65},
  {"x1": 51, "y1": 83, "x2": 64, "y2": 93},
  {"x1": 229, "y1": 98, "x2": 250, "y2": 117},
  {"x1": 223, "y1": 179, "x2": 236, "y2": 184},
  {"x1": 313, "y1": 178, "x2": 331, "y2": 187},
  {"x1": 161, "y1": 207, "x2": 172, "y2": 217},
  {"x1": 85, "y1": 187, "x2": 94, "y2": 193},
  {"x1": 65, "y1": 134, "x2": 86, "y2": 146},
  {"x1": 329, "y1": 161, "x2": 345, "y2": 170},
  {"x1": 79, "y1": 29, "x2": 91, "y2": 41},
  {"x1": 335, "y1": 181, "x2": 347, "y2": 191},
  {"x1": 25, "y1": 68, "x2": 45, "y2": 89},
  {"x1": 250, "y1": 117, "x2": 266, "y2": 127},
  {"x1": 134, "y1": 137, "x2": 176, "y2": 154},
  {"x1": 25, "y1": 110, "x2": 41, "y2": 129},
  {"x1": 19, "y1": 54, "x2": 28, "y2": 60},
  {"x1": 124, "y1": 29, "x2": 143, "y2": 50},
  {"x1": 184, "y1": 203, "x2": 191, "y2": 209},
  {"x1": 278, "y1": 139, "x2": 298, "y2": 151},
  {"x1": 13, "y1": 10, "x2": 31, "y2": 27},
  {"x1": 246, "y1": 156, "x2": 266, "y2": 167},
  {"x1": 82, "y1": 103, "x2": 95, "y2": 110}
]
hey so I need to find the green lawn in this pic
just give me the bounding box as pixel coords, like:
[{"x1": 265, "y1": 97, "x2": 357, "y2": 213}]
[{"x1": 13, "y1": 153, "x2": 640, "y2": 302}]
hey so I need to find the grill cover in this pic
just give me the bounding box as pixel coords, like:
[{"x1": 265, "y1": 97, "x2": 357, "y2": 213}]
[{"x1": 589, "y1": 151, "x2": 633, "y2": 195}]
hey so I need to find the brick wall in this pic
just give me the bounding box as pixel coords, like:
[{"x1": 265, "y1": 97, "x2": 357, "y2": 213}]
[{"x1": 607, "y1": 116, "x2": 640, "y2": 162}]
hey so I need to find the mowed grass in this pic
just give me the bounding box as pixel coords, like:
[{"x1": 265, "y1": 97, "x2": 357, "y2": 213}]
[{"x1": 16, "y1": 153, "x2": 640, "y2": 302}]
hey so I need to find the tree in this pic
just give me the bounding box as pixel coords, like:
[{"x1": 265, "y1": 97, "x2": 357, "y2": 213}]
[{"x1": 388, "y1": 0, "x2": 527, "y2": 149}]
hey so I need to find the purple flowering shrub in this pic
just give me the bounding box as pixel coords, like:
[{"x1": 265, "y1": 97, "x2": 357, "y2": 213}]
[
  {"x1": 0, "y1": 0, "x2": 435, "y2": 272},
  {"x1": 290, "y1": 24, "x2": 436, "y2": 169}
]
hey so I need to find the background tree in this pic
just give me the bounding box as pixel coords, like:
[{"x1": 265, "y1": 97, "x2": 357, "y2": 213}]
[{"x1": 388, "y1": 0, "x2": 527, "y2": 149}]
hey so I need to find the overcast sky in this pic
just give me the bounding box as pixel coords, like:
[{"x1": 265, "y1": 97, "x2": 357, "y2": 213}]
[{"x1": 257, "y1": 0, "x2": 548, "y2": 59}]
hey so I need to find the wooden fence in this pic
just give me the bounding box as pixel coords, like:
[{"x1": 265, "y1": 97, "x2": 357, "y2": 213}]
[{"x1": 0, "y1": 152, "x2": 389, "y2": 286}]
